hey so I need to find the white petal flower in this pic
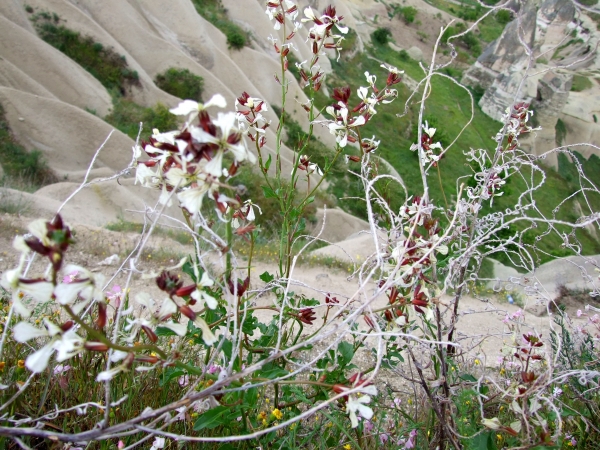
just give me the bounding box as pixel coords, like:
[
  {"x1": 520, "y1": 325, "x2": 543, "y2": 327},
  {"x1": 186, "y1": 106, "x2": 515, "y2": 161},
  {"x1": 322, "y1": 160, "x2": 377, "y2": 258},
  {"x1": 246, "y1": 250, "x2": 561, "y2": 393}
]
[
  {"x1": 150, "y1": 437, "x2": 165, "y2": 450},
  {"x1": 13, "y1": 322, "x2": 49, "y2": 342},
  {"x1": 25, "y1": 344, "x2": 54, "y2": 374},
  {"x1": 161, "y1": 321, "x2": 187, "y2": 336},
  {"x1": 27, "y1": 219, "x2": 51, "y2": 246},
  {"x1": 191, "y1": 289, "x2": 218, "y2": 310},
  {"x1": 194, "y1": 317, "x2": 217, "y2": 345},
  {"x1": 96, "y1": 366, "x2": 123, "y2": 382}
]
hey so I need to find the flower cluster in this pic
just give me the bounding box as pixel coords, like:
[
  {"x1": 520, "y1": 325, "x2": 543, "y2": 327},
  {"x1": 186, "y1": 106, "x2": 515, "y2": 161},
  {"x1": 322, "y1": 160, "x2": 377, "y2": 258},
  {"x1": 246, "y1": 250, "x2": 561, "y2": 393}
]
[
  {"x1": 325, "y1": 65, "x2": 401, "y2": 150},
  {"x1": 410, "y1": 121, "x2": 443, "y2": 165},
  {"x1": 496, "y1": 102, "x2": 539, "y2": 151},
  {"x1": 135, "y1": 95, "x2": 256, "y2": 221}
]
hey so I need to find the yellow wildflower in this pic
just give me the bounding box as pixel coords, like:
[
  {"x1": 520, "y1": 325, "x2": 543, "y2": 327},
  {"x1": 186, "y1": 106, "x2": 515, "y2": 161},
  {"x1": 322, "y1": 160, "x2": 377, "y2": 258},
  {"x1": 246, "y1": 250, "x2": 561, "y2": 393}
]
[
  {"x1": 271, "y1": 409, "x2": 283, "y2": 420},
  {"x1": 17, "y1": 360, "x2": 25, "y2": 369},
  {"x1": 344, "y1": 445, "x2": 351, "y2": 450},
  {"x1": 0, "y1": 362, "x2": 5, "y2": 372}
]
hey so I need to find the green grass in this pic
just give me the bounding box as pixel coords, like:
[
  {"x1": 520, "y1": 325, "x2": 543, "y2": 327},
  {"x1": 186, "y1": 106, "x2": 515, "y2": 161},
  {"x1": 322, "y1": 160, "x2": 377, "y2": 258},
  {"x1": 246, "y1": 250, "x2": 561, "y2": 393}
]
[
  {"x1": 155, "y1": 68, "x2": 204, "y2": 101},
  {"x1": 0, "y1": 104, "x2": 57, "y2": 191},
  {"x1": 29, "y1": 10, "x2": 139, "y2": 95},
  {"x1": 316, "y1": 44, "x2": 600, "y2": 265},
  {"x1": 104, "y1": 99, "x2": 179, "y2": 141},
  {"x1": 190, "y1": 0, "x2": 248, "y2": 50},
  {"x1": 106, "y1": 219, "x2": 195, "y2": 246},
  {"x1": 571, "y1": 75, "x2": 593, "y2": 92}
]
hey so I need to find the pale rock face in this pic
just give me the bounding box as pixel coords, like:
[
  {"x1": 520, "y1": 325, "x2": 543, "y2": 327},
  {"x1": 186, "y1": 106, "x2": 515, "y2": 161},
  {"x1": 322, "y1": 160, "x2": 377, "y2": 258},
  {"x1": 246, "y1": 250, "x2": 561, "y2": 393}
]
[{"x1": 462, "y1": 0, "x2": 600, "y2": 164}]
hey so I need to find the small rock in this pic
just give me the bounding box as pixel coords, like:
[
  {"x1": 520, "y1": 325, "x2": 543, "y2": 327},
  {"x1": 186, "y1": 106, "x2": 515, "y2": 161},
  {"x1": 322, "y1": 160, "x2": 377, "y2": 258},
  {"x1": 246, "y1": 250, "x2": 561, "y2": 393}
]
[
  {"x1": 98, "y1": 254, "x2": 120, "y2": 266},
  {"x1": 407, "y1": 46, "x2": 423, "y2": 62}
]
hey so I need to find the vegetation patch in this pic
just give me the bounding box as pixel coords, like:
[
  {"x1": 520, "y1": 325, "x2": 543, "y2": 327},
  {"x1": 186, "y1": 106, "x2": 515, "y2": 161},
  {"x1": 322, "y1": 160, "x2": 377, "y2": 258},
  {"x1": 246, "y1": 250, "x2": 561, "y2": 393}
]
[
  {"x1": 0, "y1": 103, "x2": 57, "y2": 191},
  {"x1": 104, "y1": 99, "x2": 179, "y2": 141},
  {"x1": 190, "y1": 0, "x2": 248, "y2": 50},
  {"x1": 154, "y1": 68, "x2": 204, "y2": 101},
  {"x1": 28, "y1": 9, "x2": 139, "y2": 95},
  {"x1": 570, "y1": 75, "x2": 593, "y2": 92}
]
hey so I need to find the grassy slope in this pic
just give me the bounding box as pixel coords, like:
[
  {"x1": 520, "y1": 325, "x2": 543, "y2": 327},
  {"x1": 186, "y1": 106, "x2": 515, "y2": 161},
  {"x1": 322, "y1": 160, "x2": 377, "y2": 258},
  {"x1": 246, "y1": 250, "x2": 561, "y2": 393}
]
[{"x1": 317, "y1": 42, "x2": 600, "y2": 264}]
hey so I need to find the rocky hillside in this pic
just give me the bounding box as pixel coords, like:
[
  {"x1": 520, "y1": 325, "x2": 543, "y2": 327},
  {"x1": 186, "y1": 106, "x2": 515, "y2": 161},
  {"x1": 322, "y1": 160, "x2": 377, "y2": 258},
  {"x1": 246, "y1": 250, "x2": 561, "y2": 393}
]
[
  {"x1": 0, "y1": 0, "x2": 366, "y2": 226},
  {"x1": 462, "y1": 0, "x2": 600, "y2": 167}
]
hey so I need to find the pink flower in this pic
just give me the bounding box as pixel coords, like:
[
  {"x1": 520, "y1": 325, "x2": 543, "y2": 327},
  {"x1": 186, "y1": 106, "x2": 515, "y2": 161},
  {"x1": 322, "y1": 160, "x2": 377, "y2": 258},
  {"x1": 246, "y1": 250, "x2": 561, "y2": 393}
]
[
  {"x1": 405, "y1": 429, "x2": 417, "y2": 449},
  {"x1": 363, "y1": 420, "x2": 374, "y2": 433},
  {"x1": 118, "y1": 441, "x2": 125, "y2": 450},
  {"x1": 178, "y1": 375, "x2": 190, "y2": 387},
  {"x1": 380, "y1": 433, "x2": 389, "y2": 444},
  {"x1": 577, "y1": 309, "x2": 583, "y2": 317},
  {"x1": 62, "y1": 271, "x2": 79, "y2": 284},
  {"x1": 107, "y1": 285, "x2": 123, "y2": 307},
  {"x1": 53, "y1": 364, "x2": 71, "y2": 375}
]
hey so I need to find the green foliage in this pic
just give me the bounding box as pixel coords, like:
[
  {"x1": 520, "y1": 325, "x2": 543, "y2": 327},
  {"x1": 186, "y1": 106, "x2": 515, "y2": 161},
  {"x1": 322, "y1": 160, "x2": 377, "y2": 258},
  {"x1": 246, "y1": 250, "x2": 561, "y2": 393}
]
[
  {"x1": 570, "y1": 75, "x2": 593, "y2": 92},
  {"x1": 190, "y1": 0, "x2": 248, "y2": 50},
  {"x1": 154, "y1": 68, "x2": 204, "y2": 101},
  {"x1": 372, "y1": 27, "x2": 392, "y2": 46},
  {"x1": 104, "y1": 99, "x2": 179, "y2": 141},
  {"x1": 0, "y1": 103, "x2": 56, "y2": 190},
  {"x1": 31, "y1": 13, "x2": 139, "y2": 95},
  {"x1": 555, "y1": 118, "x2": 567, "y2": 146},
  {"x1": 398, "y1": 49, "x2": 411, "y2": 61},
  {"x1": 393, "y1": 5, "x2": 418, "y2": 24},
  {"x1": 495, "y1": 9, "x2": 512, "y2": 25}
]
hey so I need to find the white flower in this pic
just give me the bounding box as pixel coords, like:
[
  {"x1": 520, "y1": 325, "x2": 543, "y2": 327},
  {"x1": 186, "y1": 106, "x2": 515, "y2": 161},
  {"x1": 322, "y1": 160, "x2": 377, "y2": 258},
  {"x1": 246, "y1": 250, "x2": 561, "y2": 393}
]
[
  {"x1": 135, "y1": 164, "x2": 161, "y2": 188},
  {"x1": 327, "y1": 104, "x2": 365, "y2": 148},
  {"x1": 194, "y1": 317, "x2": 217, "y2": 346},
  {"x1": 191, "y1": 271, "x2": 218, "y2": 310},
  {"x1": 0, "y1": 247, "x2": 53, "y2": 317},
  {"x1": 150, "y1": 437, "x2": 165, "y2": 450},
  {"x1": 14, "y1": 319, "x2": 84, "y2": 373},
  {"x1": 169, "y1": 94, "x2": 227, "y2": 124},
  {"x1": 346, "y1": 385, "x2": 377, "y2": 428},
  {"x1": 177, "y1": 178, "x2": 217, "y2": 219},
  {"x1": 54, "y1": 265, "x2": 105, "y2": 314}
]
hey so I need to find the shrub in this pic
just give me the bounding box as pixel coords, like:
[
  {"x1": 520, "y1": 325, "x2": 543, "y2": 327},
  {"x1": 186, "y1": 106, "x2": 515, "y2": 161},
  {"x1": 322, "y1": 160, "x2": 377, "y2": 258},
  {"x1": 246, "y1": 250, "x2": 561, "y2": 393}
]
[
  {"x1": 396, "y1": 6, "x2": 418, "y2": 24},
  {"x1": 31, "y1": 13, "x2": 139, "y2": 95},
  {"x1": 571, "y1": 75, "x2": 593, "y2": 92},
  {"x1": 104, "y1": 99, "x2": 179, "y2": 140},
  {"x1": 555, "y1": 118, "x2": 567, "y2": 146},
  {"x1": 154, "y1": 68, "x2": 204, "y2": 101},
  {"x1": 0, "y1": 103, "x2": 56, "y2": 189},
  {"x1": 226, "y1": 27, "x2": 246, "y2": 50},
  {"x1": 190, "y1": 0, "x2": 248, "y2": 50},
  {"x1": 496, "y1": 9, "x2": 512, "y2": 25},
  {"x1": 372, "y1": 27, "x2": 392, "y2": 46}
]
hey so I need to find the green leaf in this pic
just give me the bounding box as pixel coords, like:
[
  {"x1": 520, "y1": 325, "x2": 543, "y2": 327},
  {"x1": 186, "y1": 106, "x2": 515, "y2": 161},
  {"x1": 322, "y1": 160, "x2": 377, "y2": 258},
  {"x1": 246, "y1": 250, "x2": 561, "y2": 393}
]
[
  {"x1": 155, "y1": 326, "x2": 178, "y2": 337},
  {"x1": 193, "y1": 406, "x2": 229, "y2": 430},
  {"x1": 306, "y1": 195, "x2": 315, "y2": 204},
  {"x1": 159, "y1": 368, "x2": 185, "y2": 386},
  {"x1": 469, "y1": 431, "x2": 497, "y2": 450},
  {"x1": 242, "y1": 314, "x2": 259, "y2": 336},
  {"x1": 182, "y1": 260, "x2": 197, "y2": 282},
  {"x1": 300, "y1": 297, "x2": 319, "y2": 307},
  {"x1": 337, "y1": 341, "x2": 354, "y2": 367},
  {"x1": 265, "y1": 154, "x2": 272, "y2": 171},
  {"x1": 262, "y1": 185, "x2": 278, "y2": 199},
  {"x1": 260, "y1": 271, "x2": 274, "y2": 283},
  {"x1": 222, "y1": 339, "x2": 233, "y2": 360},
  {"x1": 459, "y1": 373, "x2": 477, "y2": 383},
  {"x1": 260, "y1": 366, "x2": 288, "y2": 379}
]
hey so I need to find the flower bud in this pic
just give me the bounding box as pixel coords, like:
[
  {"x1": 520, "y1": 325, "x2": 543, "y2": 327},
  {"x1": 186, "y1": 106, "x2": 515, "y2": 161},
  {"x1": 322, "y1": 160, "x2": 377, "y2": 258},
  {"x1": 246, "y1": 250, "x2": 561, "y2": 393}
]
[
  {"x1": 142, "y1": 325, "x2": 158, "y2": 343},
  {"x1": 179, "y1": 305, "x2": 197, "y2": 321},
  {"x1": 85, "y1": 342, "x2": 109, "y2": 352}
]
